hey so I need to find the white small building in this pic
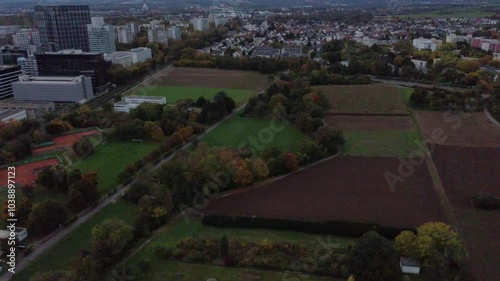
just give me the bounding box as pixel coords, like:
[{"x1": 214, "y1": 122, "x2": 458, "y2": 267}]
[
  {"x1": 0, "y1": 227, "x2": 28, "y2": 242},
  {"x1": 412, "y1": 37, "x2": 442, "y2": 51},
  {"x1": 114, "y1": 95, "x2": 166, "y2": 113},
  {"x1": 411, "y1": 59, "x2": 428, "y2": 70},
  {"x1": 400, "y1": 257, "x2": 420, "y2": 275}
]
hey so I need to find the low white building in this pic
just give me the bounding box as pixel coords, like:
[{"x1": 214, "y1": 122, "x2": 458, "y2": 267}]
[
  {"x1": 12, "y1": 75, "x2": 94, "y2": 103},
  {"x1": 114, "y1": 95, "x2": 166, "y2": 113},
  {"x1": 0, "y1": 227, "x2": 28, "y2": 242},
  {"x1": 411, "y1": 59, "x2": 428, "y2": 70},
  {"x1": 104, "y1": 52, "x2": 134, "y2": 68},
  {"x1": 130, "y1": 47, "x2": 152, "y2": 64},
  {"x1": 0, "y1": 109, "x2": 27, "y2": 122},
  {"x1": 400, "y1": 257, "x2": 420, "y2": 275}
]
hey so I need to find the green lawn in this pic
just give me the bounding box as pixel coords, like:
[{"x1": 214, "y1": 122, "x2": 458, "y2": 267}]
[
  {"x1": 131, "y1": 86, "x2": 256, "y2": 106},
  {"x1": 13, "y1": 200, "x2": 138, "y2": 281},
  {"x1": 72, "y1": 142, "x2": 160, "y2": 195},
  {"x1": 126, "y1": 219, "x2": 353, "y2": 279},
  {"x1": 401, "y1": 87, "x2": 414, "y2": 106},
  {"x1": 343, "y1": 130, "x2": 422, "y2": 157},
  {"x1": 201, "y1": 114, "x2": 310, "y2": 154},
  {"x1": 138, "y1": 261, "x2": 332, "y2": 281}
]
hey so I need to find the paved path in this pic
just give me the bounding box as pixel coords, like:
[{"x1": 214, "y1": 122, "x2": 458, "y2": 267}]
[{"x1": 2, "y1": 85, "x2": 256, "y2": 281}]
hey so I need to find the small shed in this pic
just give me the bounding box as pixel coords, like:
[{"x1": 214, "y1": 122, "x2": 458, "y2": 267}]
[{"x1": 399, "y1": 257, "x2": 420, "y2": 274}]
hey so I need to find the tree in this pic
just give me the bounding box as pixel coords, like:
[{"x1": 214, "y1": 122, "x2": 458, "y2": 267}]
[
  {"x1": 29, "y1": 200, "x2": 67, "y2": 235},
  {"x1": 315, "y1": 126, "x2": 345, "y2": 154},
  {"x1": 92, "y1": 218, "x2": 134, "y2": 256},
  {"x1": 410, "y1": 88, "x2": 430, "y2": 106},
  {"x1": 348, "y1": 231, "x2": 401, "y2": 281},
  {"x1": 219, "y1": 234, "x2": 229, "y2": 258},
  {"x1": 250, "y1": 157, "x2": 269, "y2": 179},
  {"x1": 231, "y1": 158, "x2": 254, "y2": 186},
  {"x1": 395, "y1": 230, "x2": 417, "y2": 257},
  {"x1": 18, "y1": 198, "x2": 33, "y2": 222},
  {"x1": 278, "y1": 152, "x2": 298, "y2": 172},
  {"x1": 295, "y1": 112, "x2": 314, "y2": 133},
  {"x1": 195, "y1": 96, "x2": 207, "y2": 107},
  {"x1": 144, "y1": 121, "x2": 164, "y2": 141}
]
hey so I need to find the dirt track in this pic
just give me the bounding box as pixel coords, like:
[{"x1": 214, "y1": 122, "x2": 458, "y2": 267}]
[{"x1": 205, "y1": 156, "x2": 445, "y2": 229}]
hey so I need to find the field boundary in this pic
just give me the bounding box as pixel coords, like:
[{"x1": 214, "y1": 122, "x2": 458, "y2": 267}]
[{"x1": 326, "y1": 113, "x2": 409, "y2": 117}]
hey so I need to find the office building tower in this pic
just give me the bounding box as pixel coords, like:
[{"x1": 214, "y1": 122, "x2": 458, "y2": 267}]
[
  {"x1": 13, "y1": 29, "x2": 41, "y2": 48},
  {"x1": 17, "y1": 56, "x2": 38, "y2": 75},
  {"x1": 167, "y1": 27, "x2": 181, "y2": 41},
  {"x1": 35, "y1": 5, "x2": 91, "y2": 52},
  {"x1": 87, "y1": 17, "x2": 116, "y2": 53},
  {"x1": 148, "y1": 29, "x2": 168, "y2": 44}
]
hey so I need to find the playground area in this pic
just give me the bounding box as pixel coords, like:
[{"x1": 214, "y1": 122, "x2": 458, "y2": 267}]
[{"x1": 0, "y1": 158, "x2": 60, "y2": 187}]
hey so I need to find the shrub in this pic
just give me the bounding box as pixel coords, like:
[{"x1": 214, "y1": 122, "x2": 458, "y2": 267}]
[{"x1": 471, "y1": 192, "x2": 500, "y2": 210}]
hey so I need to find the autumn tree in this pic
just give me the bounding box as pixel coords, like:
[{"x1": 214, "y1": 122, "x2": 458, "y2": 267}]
[
  {"x1": 144, "y1": 121, "x2": 164, "y2": 141},
  {"x1": 92, "y1": 218, "x2": 134, "y2": 257},
  {"x1": 250, "y1": 157, "x2": 269, "y2": 179},
  {"x1": 315, "y1": 126, "x2": 345, "y2": 154},
  {"x1": 231, "y1": 158, "x2": 254, "y2": 186}
]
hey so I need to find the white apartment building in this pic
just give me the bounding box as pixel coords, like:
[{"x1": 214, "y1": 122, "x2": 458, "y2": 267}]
[
  {"x1": 114, "y1": 95, "x2": 166, "y2": 112},
  {"x1": 88, "y1": 17, "x2": 116, "y2": 53},
  {"x1": 445, "y1": 34, "x2": 472, "y2": 44},
  {"x1": 167, "y1": 27, "x2": 182, "y2": 41},
  {"x1": 148, "y1": 28, "x2": 169, "y2": 44},
  {"x1": 192, "y1": 18, "x2": 209, "y2": 32},
  {"x1": 412, "y1": 37, "x2": 443, "y2": 51},
  {"x1": 12, "y1": 75, "x2": 94, "y2": 103},
  {"x1": 0, "y1": 109, "x2": 27, "y2": 122},
  {"x1": 115, "y1": 26, "x2": 134, "y2": 44},
  {"x1": 12, "y1": 29, "x2": 41, "y2": 48}
]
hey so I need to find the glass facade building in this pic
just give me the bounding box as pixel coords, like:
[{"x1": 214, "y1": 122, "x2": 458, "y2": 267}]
[{"x1": 35, "y1": 5, "x2": 91, "y2": 52}]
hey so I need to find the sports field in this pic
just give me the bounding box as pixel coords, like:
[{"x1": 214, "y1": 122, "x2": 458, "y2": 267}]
[
  {"x1": 72, "y1": 142, "x2": 160, "y2": 195},
  {"x1": 132, "y1": 86, "x2": 255, "y2": 106},
  {"x1": 0, "y1": 158, "x2": 60, "y2": 187},
  {"x1": 32, "y1": 130, "x2": 101, "y2": 155},
  {"x1": 200, "y1": 114, "x2": 310, "y2": 154}
]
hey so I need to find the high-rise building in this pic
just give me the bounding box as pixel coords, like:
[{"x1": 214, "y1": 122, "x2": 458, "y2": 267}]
[
  {"x1": 167, "y1": 27, "x2": 182, "y2": 41},
  {"x1": 87, "y1": 17, "x2": 116, "y2": 54},
  {"x1": 126, "y1": 22, "x2": 139, "y2": 36},
  {"x1": 115, "y1": 26, "x2": 134, "y2": 44},
  {"x1": 13, "y1": 29, "x2": 41, "y2": 48},
  {"x1": 17, "y1": 56, "x2": 38, "y2": 75},
  {"x1": 0, "y1": 65, "x2": 22, "y2": 99},
  {"x1": 192, "y1": 18, "x2": 209, "y2": 32},
  {"x1": 35, "y1": 49, "x2": 111, "y2": 93},
  {"x1": 148, "y1": 29, "x2": 168, "y2": 44},
  {"x1": 35, "y1": 5, "x2": 91, "y2": 52}
]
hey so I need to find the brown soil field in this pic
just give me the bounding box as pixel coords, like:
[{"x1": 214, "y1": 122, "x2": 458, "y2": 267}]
[
  {"x1": 205, "y1": 156, "x2": 445, "y2": 229},
  {"x1": 314, "y1": 84, "x2": 408, "y2": 115},
  {"x1": 414, "y1": 110, "x2": 500, "y2": 147},
  {"x1": 325, "y1": 115, "x2": 414, "y2": 131},
  {"x1": 155, "y1": 67, "x2": 269, "y2": 92},
  {"x1": 432, "y1": 145, "x2": 500, "y2": 281}
]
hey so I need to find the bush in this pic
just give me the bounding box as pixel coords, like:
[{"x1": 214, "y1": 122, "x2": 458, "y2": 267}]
[
  {"x1": 154, "y1": 246, "x2": 172, "y2": 260},
  {"x1": 471, "y1": 192, "x2": 500, "y2": 210}
]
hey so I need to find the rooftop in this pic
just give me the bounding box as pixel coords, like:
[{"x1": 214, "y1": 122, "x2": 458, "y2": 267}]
[
  {"x1": 400, "y1": 257, "x2": 420, "y2": 267},
  {"x1": 0, "y1": 109, "x2": 25, "y2": 120}
]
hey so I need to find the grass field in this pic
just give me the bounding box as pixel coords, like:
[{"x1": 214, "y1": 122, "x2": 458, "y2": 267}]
[
  {"x1": 401, "y1": 87, "x2": 413, "y2": 105},
  {"x1": 13, "y1": 200, "x2": 138, "y2": 281},
  {"x1": 131, "y1": 86, "x2": 256, "y2": 106},
  {"x1": 72, "y1": 142, "x2": 160, "y2": 195},
  {"x1": 200, "y1": 114, "x2": 310, "y2": 154},
  {"x1": 138, "y1": 261, "x2": 332, "y2": 281},
  {"x1": 343, "y1": 130, "x2": 422, "y2": 157},
  {"x1": 315, "y1": 84, "x2": 409, "y2": 115},
  {"x1": 126, "y1": 219, "x2": 352, "y2": 279}
]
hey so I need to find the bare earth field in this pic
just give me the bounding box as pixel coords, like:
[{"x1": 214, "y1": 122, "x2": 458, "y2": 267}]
[
  {"x1": 153, "y1": 67, "x2": 270, "y2": 92},
  {"x1": 205, "y1": 156, "x2": 445, "y2": 230},
  {"x1": 325, "y1": 115, "x2": 414, "y2": 131},
  {"x1": 414, "y1": 110, "x2": 500, "y2": 147},
  {"x1": 432, "y1": 145, "x2": 500, "y2": 281},
  {"x1": 315, "y1": 84, "x2": 409, "y2": 115}
]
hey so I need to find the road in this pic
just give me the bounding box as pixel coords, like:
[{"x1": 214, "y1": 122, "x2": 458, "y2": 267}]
[
  {"x1": 370, "y1": 76, "x2": 471, "y2": 90},
  {"x1": 2, "y1": 86, "x2": 252, "y2": 281}
]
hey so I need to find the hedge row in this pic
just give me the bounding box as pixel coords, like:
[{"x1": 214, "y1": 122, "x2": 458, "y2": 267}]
[{"x1": 202, "y1": 215, "x2": 411, "y2": 239}]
